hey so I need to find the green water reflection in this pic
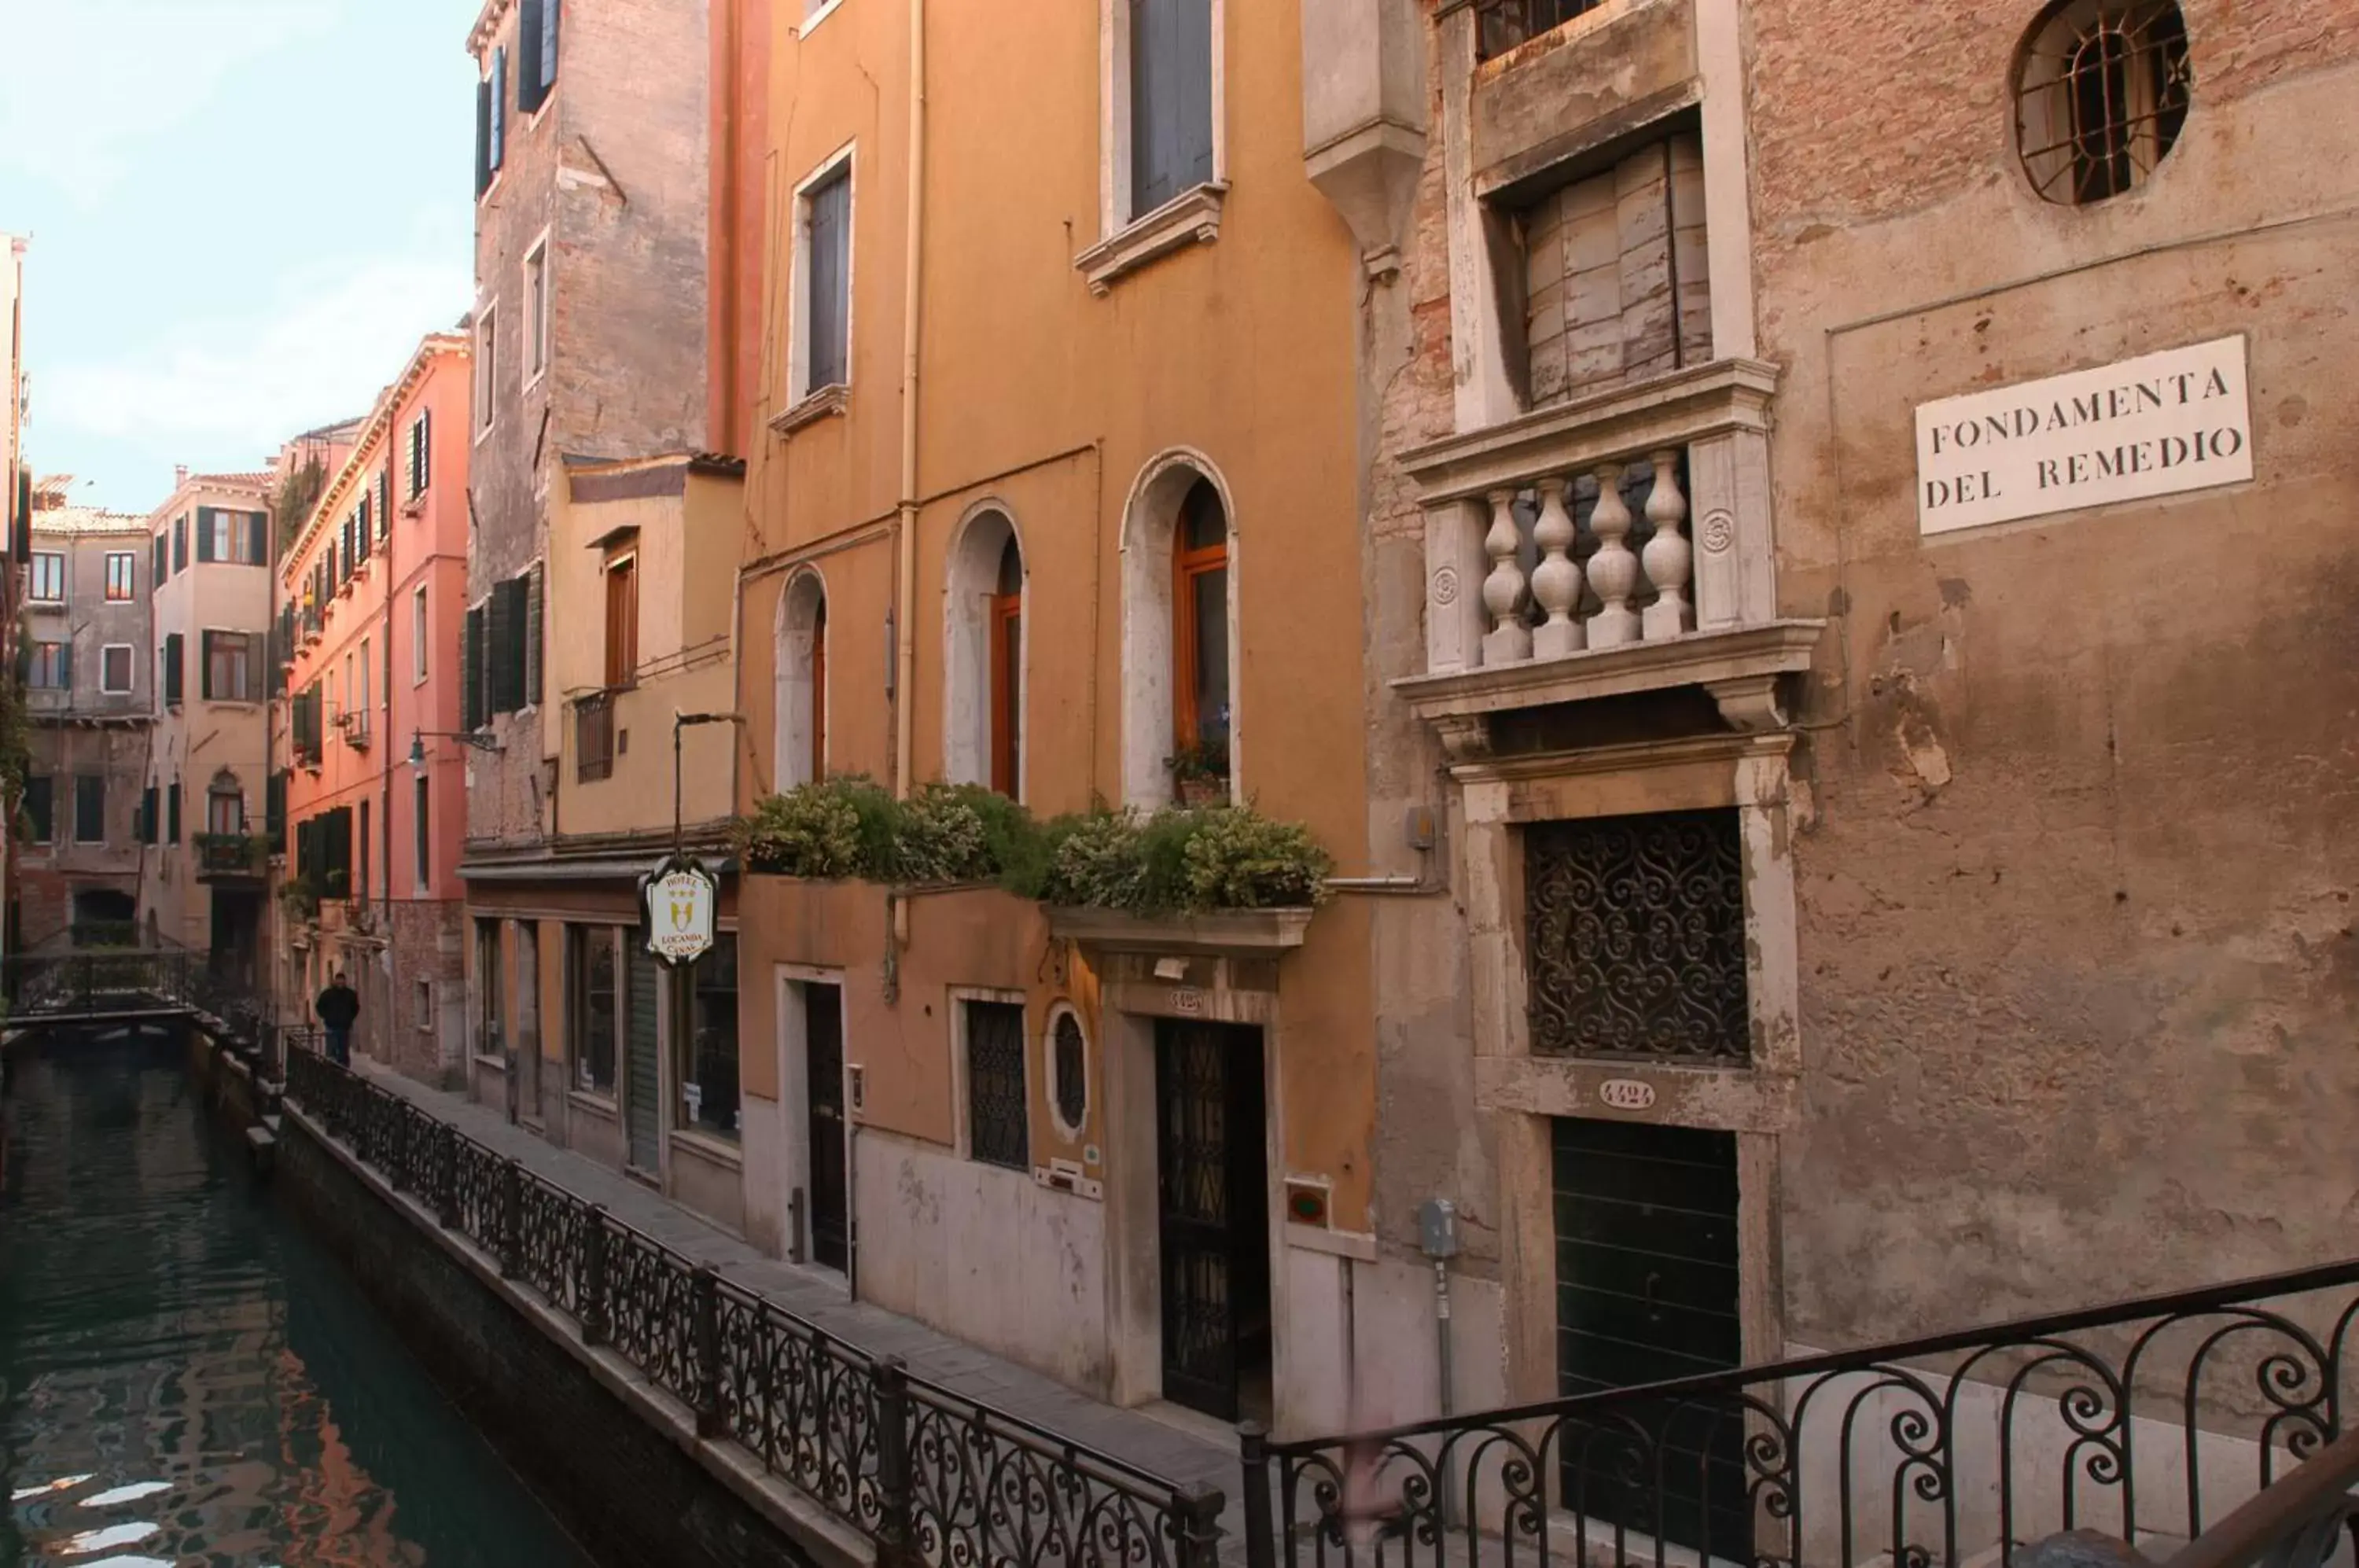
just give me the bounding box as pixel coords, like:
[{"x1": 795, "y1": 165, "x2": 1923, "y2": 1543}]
[{"x1": 0, "y1": 1029, "x2": 594, "y2": 1566}]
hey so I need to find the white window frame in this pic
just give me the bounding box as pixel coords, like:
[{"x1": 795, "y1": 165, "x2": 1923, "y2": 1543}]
[
  {"x1": 104, "y1": 552, "x2": 136, "y2": 602},
  {"x1": 786, "y1": 144, "x2": 856, "y2": 410},
  {"x1": 99, "y1": 642, "x2": 134, "y2": 695},
  {"x1": 476, "y1": 299, "x2": 500, "y2": 439},
  {"x1": 1084, "y1": 0, "x2": 1228, "y2": 291},
  {"x1": 948, "y1": 985, "x2": 1029, "y2": 1166},
  {"x1": 413, "y1": 585, "x2": 431, "y2": 685},
  {"x1": 523, "y1": 231, "x2": 551, "y2": 388}
]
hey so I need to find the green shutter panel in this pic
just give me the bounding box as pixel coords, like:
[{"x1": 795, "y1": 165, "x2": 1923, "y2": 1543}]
[
  {"x1": 491, "y1": 47, "x2": 508, "y2": 171},
  {"x1": 419, "y1": 409, "x2": 432, "y2": 490},
  {"x1": 524, "y1": 565, "x2": 543, "y2": 707},
  {"x1": 267, "y1": 772, "x2": 286, "y2": 848},
  {"x1": 378, "y1": 470, "x2": 392, "y2": 538},
  {"x1": 476, "y1": 78, "x2": 492, "y2": 195},
  {"x1": 173, "y1": 516, "x2": 186, "y2": 572},
  {"x1": 164, "y1": 632, "x2": 183, "y2": 705},
  {"x1": 57, "y1": 640, "x2": 71, "y2": 690},
  {"x1": 519, "y1": 0, "x2": 545, "y2": 111},
  {"x1": 167, "y1": 782, "x2": 182, "y2": 845},
  {"x1": 488, "y1": 580, "x2": 520, "y2": 714},
  {"x1": 199, "y1": 633, "x2": 214, "y2": 701},
  {"x1": 195, "y1": 507, "x2": 216, "y2": 563},
  {"x1": 543, "y1": 0, "x2": 560, "y2": 94},
  {"x1": 463, "y1": 605, "x2": 486, "y2": 730},
  {"x1": 249, "y1": 510, "x2": 268, "y2": 565}
]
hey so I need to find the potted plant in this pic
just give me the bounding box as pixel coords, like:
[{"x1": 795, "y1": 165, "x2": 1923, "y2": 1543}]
[{"x1": 1165, "y1": 736, "x2": 1231, "y2": 808}]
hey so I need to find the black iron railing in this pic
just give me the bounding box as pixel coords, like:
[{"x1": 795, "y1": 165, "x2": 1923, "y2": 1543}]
[
  {"x1": 575, "y1": 690, "x2": 616, "y2": 783},
  {"x1": 282, "y1": 1047, "x2": 1224, "y2": 1568},
  {"x1": 193, "y1": 831, "x2": 271, "y2": 876},
  {"x1": 1248, "y1": 1260, "x2": 2359, "y2": 1568},
  {"x1": 1473, "y1": 0, "x2": 1608, "y2": 63},
  {"x1": 2172, "y1": 1423, "x2": 2359, "y2": 1568}
]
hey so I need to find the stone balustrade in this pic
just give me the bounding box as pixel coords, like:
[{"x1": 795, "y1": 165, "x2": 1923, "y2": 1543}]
[{"x1": 1476, "y1": 448, "x2": 1695, "y2": 667}]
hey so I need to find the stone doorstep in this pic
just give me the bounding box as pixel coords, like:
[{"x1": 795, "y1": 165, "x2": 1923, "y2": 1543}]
[{"x1": 340, "y1": 1061, "x2": 1257, "y2": 1560}]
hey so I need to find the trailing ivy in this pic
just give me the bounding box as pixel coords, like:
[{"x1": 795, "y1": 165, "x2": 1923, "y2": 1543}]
[{"x1": 733, "y1": 780, "x2": 1334, "y2": 914}]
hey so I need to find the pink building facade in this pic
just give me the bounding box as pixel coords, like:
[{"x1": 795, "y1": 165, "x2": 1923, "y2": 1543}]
[{"x1": 277, "y1": 333, "x2": 472, "y2": 1081}]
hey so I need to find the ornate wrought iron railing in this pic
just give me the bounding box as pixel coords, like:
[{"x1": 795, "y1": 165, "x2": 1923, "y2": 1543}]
[
  {"x1": 283, "y1": 1045, "x2": 1225, "y2": 1568},
  {"x1": 1245, "y1": 1259, "x2": 2359, "y2": 1568}
]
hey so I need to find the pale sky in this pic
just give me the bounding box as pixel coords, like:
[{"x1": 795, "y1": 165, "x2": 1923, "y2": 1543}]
[{"x1": 1, "y1": 0, "x2": 481, "y2": 513}]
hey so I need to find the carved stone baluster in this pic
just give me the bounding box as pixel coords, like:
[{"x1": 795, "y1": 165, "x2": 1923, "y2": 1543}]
[
  {"x1": 1479, "y1": 488, "x2": 1533, "y2": 665},
  {"x1": 1641, "y1": 447, "x2": 1694, "y2": 640},
  {"x1": 1528, "y1": 477, "x2": 1584, "y2": 659},
  {"x1": 1586, "y1": 462, "x2": 1640, "y2": 648}
]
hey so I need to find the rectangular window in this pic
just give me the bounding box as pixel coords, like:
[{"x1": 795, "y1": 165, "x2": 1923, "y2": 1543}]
[
  {"x1": 417, "y1": 979, "x2": 434, "y2": 1032},
  {"x1": 164, "y1": 632, "x2": 184, "y2": 705},
  {"x1": 153, "y1": 532, "x2": 168, "y2": 584},
  {"x1": 407, "y1": 410, "x2": 432, "y2": 498},
  {"x1": 463, "y1": 603, "x2": 486, "y2": 730},
  {"x1": 603, "y1": 555, "x2": 638, "y2": 689},
  {"x1": 28, "y1": 640, "x2": 67, "y2": 690},
  {"x1": 415, "y1": 774, "x2": 432, "y2": 890},
  {"x1": 963, "y1": 999, "x2": 1029, "y2": 1170},
  {"x1": 101, "y1": 645, "x2": 132, "y2": 694},
  {"x1": 104, "y1": 552, "x2": 135, "y2": 601},
  {"x1": 675, "y1": 935, "x2": 740, "y2": 1140},
  {"x1": 167, "y1": 780, "x2": 182, "y2": 845},
  {"x1": 138, "y1": 785, "x2": 159, "y2": 845},
  {"x1": 477, "y1": 305, "x2": 499, "y2": 431},
  {"x1": 207, "y1": 786, "x2": 243, "y2": 837},
  {"x1": 799, "y1": 164, "x2": 851, "y2": 396},
  {"x1": 569, "y1": 925, "x2": 619, "y2": 1095},
  {"x1": 28, "y1": 551, "x2": 62, "y2": 602},
  {"x1": 202, "y1": 631, "x2": 256, "y2": 702},
  {"x1": 476, "y1": 918, "x2": 505, "y2": 1058},
  {"x1": 359, "y1": 798, "x2": 371, "y2": 901},
  {"x1": 524, "y1": 239, "x2": 550, "y2": 381},
  {"x1": 357, "y1": 638, "x2": 372, "y2": 722},
  {"x1": 208, "y1": 507, "x2": 237, "y2": 563},
  {"x1": 489, "y1": 573, "x2": 530, "y2": 713},
  {"x1": 24, "y1": 777, "x2": 52, "y2": 844},
  {"x1": 267, "y1": 771, "x2": 286, "y2": 849},
  {"x1": 74, "y1": 775, "x2": 105, "y2": 845},
  {"x1": 413, "y1": 586, "x2": 430, "y2": 683},
  {"x1": 1128, "y1": 0, "x2": 1216, "y2": 218},
  {"x1": 520, "y1": 0, "x2": 560, "y2": 110},
  {"x1": 173, "y1": 514, "x2": 188, "y2": 572}
]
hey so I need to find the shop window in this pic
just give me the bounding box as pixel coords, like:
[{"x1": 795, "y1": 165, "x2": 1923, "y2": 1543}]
[{"x1": 676, "y1": 935, "x2": 741, "y2": 1140}]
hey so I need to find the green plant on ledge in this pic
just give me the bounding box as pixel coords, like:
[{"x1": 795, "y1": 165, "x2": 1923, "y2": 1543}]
[
  {"x1": 279, "y1": 873, "x2": 321, "y2": 920},
  {"x1": 732, "y1": 778, "x2": 1333, "y2": 915}
]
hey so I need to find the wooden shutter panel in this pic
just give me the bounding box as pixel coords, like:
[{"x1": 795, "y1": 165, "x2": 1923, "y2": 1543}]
[
  {"x1": 167, "y1": 782, "x2": 182, "y2": 844},
  {"x1": 488, "y1": 576, "x2": 525, "y2": 713},
  {"x1": 476, "y1": 77, "x2": 493, "y2": 194},
  {"x1": 173, "y1": 515, "x2": 186, "y2": 571},
  {"x1": 464, "y1": 605, "x2": 486, "y2": 730},
  {"x1": 519, "y1": 0, "x2": 546, "y2": 112},
  {"x1": 1175, "y1": 0, "x2": 1214, "y2": 192},
  {"x1": 543, "y1": 0, "x2": 560, "y2": 95},
  {"x1": 418, "y1": 409, "x2": 432, "y2": 491},
  {"x1": 1129, "y1": 0, "x2": 1213, "y2": 215},
  {"x1": 809, "y1": 174, "x2": 848, "y2": 388},
  {"x1": 200, "y1": 632, "x2": 214, "y2": 701},
  {"x1": 378, "y1": 470, "x2": 391, "y2": 538},
  {"x1": 195, "y1": 506, "x2": 217, "y2": 562},
  {"x1": 247, "y1": 510, "x2": 266, "y2": 565},
  {"x1": 164, "y1": 633, "x2": 183, "y2": 705},
  {"x1": 491, "y1": 47, "x2": 508, "y2": 171},
  {"x1": 57, "y1": 639, "x2": 71, "y2": 690},
  {"x1": 525, "y1": 563, "x2": 544, "y2": 707}
]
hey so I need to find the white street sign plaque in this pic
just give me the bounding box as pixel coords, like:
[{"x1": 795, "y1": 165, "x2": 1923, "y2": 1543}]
[{"x1": 646, "y1": 859, "x2": 718, "y2": 966}]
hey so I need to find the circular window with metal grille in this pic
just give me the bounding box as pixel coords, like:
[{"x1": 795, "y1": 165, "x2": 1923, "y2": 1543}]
[
  {"x1": 1047, "y1": 1007, "x2": 1088, "y2": 1137},
  {"x1": 2015, "y1": 0, "x2": 2192, "y2": 205}
]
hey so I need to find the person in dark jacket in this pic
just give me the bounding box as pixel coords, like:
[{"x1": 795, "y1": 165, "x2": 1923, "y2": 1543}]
[{"x1": 315, "y1": 971, "x2": 361, "y2": 1066}]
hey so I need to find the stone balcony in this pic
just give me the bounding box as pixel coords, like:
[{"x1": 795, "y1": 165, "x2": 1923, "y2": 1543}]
[{"x1": 1397, "y1": 356, "x2": 1822, "y2": 756}]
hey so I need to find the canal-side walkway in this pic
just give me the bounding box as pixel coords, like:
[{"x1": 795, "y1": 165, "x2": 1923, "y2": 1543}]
[{"x1": 345, "y1": 1057, "x2": 1250, "y2": 1546}]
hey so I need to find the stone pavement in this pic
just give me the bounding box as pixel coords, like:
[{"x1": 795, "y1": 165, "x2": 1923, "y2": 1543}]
[{"x1": 348, "y1": 1058, "x2": 1257, "y2": 1556}]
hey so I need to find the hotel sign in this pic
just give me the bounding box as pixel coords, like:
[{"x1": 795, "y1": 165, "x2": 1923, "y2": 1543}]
[
  {"x1": 643, "y1": 856, "x2": 718, "y2": 967},
  {"x1": 1916, "y1": 336, "x2": 2252, "y2": 536}
]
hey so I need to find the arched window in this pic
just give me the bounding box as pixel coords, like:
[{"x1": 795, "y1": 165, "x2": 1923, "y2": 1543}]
[
  {"x1": 1119, "y1": 454, "x2": 1237, "y2": 807},
  {"x1": 944, "y1": 507, "x2": 1025, "y2": 795},
  {"x1": 1047, "y1": 1005, "x2": 1088, "y2": 1138},
  {"x1": 776, "y1": 572, "x2": 828, "y2": 790}
]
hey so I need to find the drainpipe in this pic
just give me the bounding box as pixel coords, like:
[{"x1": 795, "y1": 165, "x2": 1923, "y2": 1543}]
[{"x1": 891, "y1": 0, "x2": 926, "y2": 802}]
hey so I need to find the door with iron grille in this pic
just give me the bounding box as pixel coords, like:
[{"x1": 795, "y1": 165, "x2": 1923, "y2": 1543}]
[
  {"x1": 804, "y1": 982, "x2": 848, "y2": 1271},
  {"x1": 1553, "y1": 1116, "x2": 1748, "y2": 1559},
  {"x1": 624, "y1": 940, "x2": 661, "y2": 1173},
  {"x1": 1154, "y1": 1021, "x2": 1270, "y2": 1422}
]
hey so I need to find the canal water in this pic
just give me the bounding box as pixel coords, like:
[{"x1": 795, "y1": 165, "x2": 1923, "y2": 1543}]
[{"x1": 0, "y1": 1029, "x2": 594, "y2": 1568}]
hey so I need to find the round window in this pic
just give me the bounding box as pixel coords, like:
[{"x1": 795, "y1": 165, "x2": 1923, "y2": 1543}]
[
  {"x1": 2015, "y1": 0, "x2": 2191, "y2": 205},
  {"x1": 1048, "y1": 1008, "x2": 1088, "y2": 1136}
]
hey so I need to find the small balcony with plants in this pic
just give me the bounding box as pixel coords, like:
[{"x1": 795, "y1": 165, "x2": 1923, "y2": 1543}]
[{"x1": 193, "y1": 831, "x2": 271, "y2": 885}]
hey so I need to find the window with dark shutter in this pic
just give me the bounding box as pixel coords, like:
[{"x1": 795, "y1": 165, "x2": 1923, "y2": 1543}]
[
  {"x1": 24, "y1": 777, "x2": 51, "y2": 844},
  {"x1": 195, "y1": 507, "x2": 217, "y2": 562},
  {"x1": 163, "y1": 632, "x2": 184, "y2": 706},
  {"x1": 524, "y1": 563, "x2": 544, "y2": 707},
  {"x1": 173, "y1": 515, "x2": 187, "y2": 572},
  {"x1": 138, "y1": 786, "x2": 157, "y2": 845},
  {"x1": 476, "y1": 75, "x2": 493, "y2": 196},
  {"x1": 519, "y1": 0, "x2": 547, "y2": 111},
  {"x1": 377, "y1": 470, "x2": 391, "y2": 539},
  {"x1": 805, "y1": 167, "x2": 851, "y2": 392},
  {"x1": 463, "y1": 605, "x2": 486, "y2": 730},
  {"x1": 543, "y1": 0, "x2": 561, "y2": 96},
  {"x1": 1129, "y1": 0, "x2": 1215, "y2": 217},
  {"x1": 491, "y1": 46, "x2": 508, "y2": 173},
  {"x1": 489, "y1": 575, "x2": 527, "y2": 713},
  {"x1": 153, "y1": 532, "x2": 167, "y2": 583},
  {"x1": 75, "y1": 775, "x2": 106, "y2": 845},
  {"x1": 248, "y1": 510, "x2": 269, "y2": 565},
  {"x1": 167, "y1": 781, "x2": 182, "y2": 845},
  {"x1": 267, "y1": 771, "x2": 286, "y2": 849}
]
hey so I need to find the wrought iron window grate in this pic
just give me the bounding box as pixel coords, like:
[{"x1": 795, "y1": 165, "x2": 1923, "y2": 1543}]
[
  {"x1": 2016, "y1": 0, "x2": 2191, "y2": 204},
  {"x1": 964, "y1": 1000, "x2": 1030, "y2": 1170},
  {"x1": 1474, "y1": 0, "x2": 1610, "y2": 63},
  {"x1": 1525, "y1": 806, "x2": 1749, "y2": 1063}
]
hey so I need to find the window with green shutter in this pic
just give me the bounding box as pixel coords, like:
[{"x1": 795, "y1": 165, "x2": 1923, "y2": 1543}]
[
  {"x1": 24, "y1": 777, "x2": 53, "y2": 845},
  {"x1": 173, "y1": 515, "x2": 187, "y2": 572},
  {"x1": 167, "y1": 781, "x2": 182, "y2": 845},
  {"x1": 489, "y1": 577, "x2": 527, "y2": 715},
  {"x1": 463, "y1": 605, "x2": 486, "y2": 730},
  {"x1": 163, "y1": 633, "x2": 183, "y2": 706},
  {"x1": 525, "y1": 562, "x2": 544, "y2": 707},
  {"x1": 267, "y1": 771, "x2": 287, "y2": 849},
  {"x1": 138, "y1": 786, "x2": 158, "y2": 845},
  {"x1": 195, "y1": 507, "x2": 216, "y2": 563}
]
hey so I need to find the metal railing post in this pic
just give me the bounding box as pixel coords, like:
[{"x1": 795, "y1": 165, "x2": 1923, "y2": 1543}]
[
  {"x1": 1240, "y1": 1422, "x2": 1277, "y2": 1568},
  {"x1": 436, "y1": 1124, "x2": 459, "y2": 1229},
  {"x1": 1174, "y1": 1482, "x2": 1227, "y2": 1568},
  {"x1": 874, "y1": 1356, "x2": 915, "y2": 1568},
  {"x1": 499, "y1": 1158, "x2": 524, "y2": 1277},
  {"x1": 580, "y1": 1207, "x2": 610, "y2": 1346},
  {"x1": 692, "y1": 1264, "x2": 723, "y2": 1439}
]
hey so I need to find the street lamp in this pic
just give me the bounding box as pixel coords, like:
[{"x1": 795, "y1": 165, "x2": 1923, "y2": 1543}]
[{"x1": 407, "y1": 728, "x2": 504, "y2": 771}]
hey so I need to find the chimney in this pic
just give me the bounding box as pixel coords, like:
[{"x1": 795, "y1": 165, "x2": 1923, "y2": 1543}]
[{"x1": 175, "y1": 464, "x2": 188, "y2": 487}]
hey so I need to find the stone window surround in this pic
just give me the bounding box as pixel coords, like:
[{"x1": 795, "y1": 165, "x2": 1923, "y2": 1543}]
[
  {"x1": 1455, "y1": 727, "x2": 1796, "y2": 1406},
  {"x1": 780, "y1": 142, "x2": 856, "y2": 423},
  {"x1": 521, "y1": 227, "x2": 553, "y2": 392},
  {"x1": 948, "y1": 985, "x2": 1030, "y2": 1167},
  {"x1": 475, "y1": 297, "x2": 500, "y2": 441},
  {"x1": 1118, "y1": 448, "x2": 1243, "y2": 810},
  {"x1": 942, "y1": 499, "x2": 1029, "y2": 799},
  {"x1": 1082, "y1": 0, "x2": 1228, "y2": 293}
]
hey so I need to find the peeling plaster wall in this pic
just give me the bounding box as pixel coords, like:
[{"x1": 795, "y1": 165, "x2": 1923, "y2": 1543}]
[{"x1": 1750, "y1": 0, "x2": 2359, "y2": 1345}]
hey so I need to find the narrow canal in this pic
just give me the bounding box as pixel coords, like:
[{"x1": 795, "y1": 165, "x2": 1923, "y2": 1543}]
[{"x1": 0, "y1": 1029, "x2": 594, "y2": 1568}]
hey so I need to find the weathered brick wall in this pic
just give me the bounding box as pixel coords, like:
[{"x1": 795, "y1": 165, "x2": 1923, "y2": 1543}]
[{"x1": 1745, "y1": 0, "x2": 2359, "y2": 1342}]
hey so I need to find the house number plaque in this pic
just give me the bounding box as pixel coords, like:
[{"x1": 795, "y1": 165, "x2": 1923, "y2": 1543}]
[
  {"x1": 1170, "y1": 988, "x2": 1204, "y2": 1015},
  {"x1": 1598, "y1": 1079, "x2": 1656, "y2": 1111}
]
